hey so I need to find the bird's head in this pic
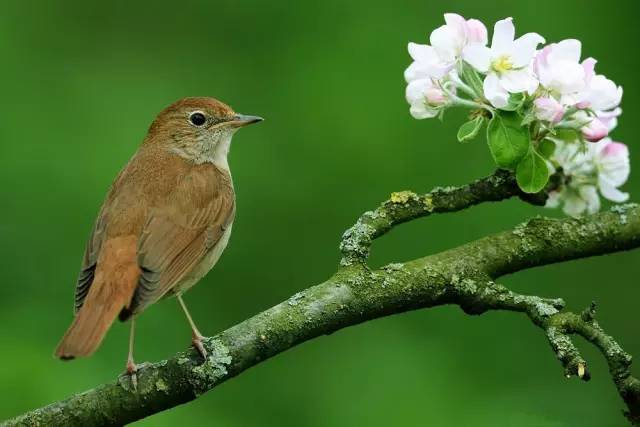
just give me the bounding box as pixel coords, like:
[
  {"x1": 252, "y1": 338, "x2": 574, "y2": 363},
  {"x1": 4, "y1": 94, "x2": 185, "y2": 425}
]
[{"x1": 146, "y1": 97, "x2": 262, "y2": 165}]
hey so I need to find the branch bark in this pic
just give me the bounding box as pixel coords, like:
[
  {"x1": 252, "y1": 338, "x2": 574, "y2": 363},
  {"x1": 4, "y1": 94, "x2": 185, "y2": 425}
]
[{"x1": 4, "y1": 172, "x2": 639, "y2": 426}]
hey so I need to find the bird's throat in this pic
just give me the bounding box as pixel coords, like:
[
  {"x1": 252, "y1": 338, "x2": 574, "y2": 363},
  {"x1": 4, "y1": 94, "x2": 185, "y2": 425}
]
[{"x1": 169, "y1": 133, "x2": 233, "y2": 170}]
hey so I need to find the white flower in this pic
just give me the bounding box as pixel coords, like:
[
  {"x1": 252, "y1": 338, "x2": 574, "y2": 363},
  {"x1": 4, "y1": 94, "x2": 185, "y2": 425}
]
[
  {"x1": 405, "y1": 78, "x2": 448, "y2": 119},
  {"x1": 547, "y1": 138, "x2": 630, "y2": 216},
  {"x1": 405, "y1": 43, "x2": 451, "y2": 81},
  {"x1": 534, "y1": 96, "x2": 564, "y2": 123},
  {"x1": 594, "y1": 138, "x2": 630, "y2": 202},
  {"x1": 430, "y1": 13, "x2": 488, "y2": 63},
  {"x1": 597, "y1": 107, "x2": 622, "y2": 132},
  {"x1": 534, "y1": 40, "x2": 589, "y2": 104},
  {"x1": 577, "y1": 73, "x2": 623, "y2": 111},
  {"x1": 546, "y1": 186, "x2": 600, "y2": 217},
  {"x1": 462, "y1": 17, "x2": 545, "y2": 108},
  {"x1": 405, "y1": 14, "x2": 488, "y2": 82},
  {"x1": 404, "y1": 14, "x2": 488, "y2": 119}
]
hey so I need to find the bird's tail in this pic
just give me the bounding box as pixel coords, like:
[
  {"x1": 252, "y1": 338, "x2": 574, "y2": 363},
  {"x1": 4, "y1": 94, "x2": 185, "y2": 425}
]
[{"x1": 55, "y1": 238, "x2": 140, "y2": 359}]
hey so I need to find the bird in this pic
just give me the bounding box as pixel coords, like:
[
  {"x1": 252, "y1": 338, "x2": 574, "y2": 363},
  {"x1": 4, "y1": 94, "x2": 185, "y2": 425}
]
[{"x1": 55, "y1": 97, "x2": 262, "y2": 383}]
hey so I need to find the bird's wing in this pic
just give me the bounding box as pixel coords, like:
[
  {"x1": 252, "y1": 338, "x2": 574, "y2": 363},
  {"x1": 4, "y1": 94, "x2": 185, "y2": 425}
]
[
  {"x1": 124, "y1": 165, "x2": 235, "y2": 317},
  {"x1": 73, "y1": 210, "x2": 106, "y2": 313},
  {"x1": 73, "y1": 166, "x2": 129, "y2": 314}
]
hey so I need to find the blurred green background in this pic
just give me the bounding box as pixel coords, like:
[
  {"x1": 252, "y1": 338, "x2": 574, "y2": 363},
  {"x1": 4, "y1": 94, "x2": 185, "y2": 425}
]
[{"x1": 0, "y1": 0, "x2": 638, "y2": 425}]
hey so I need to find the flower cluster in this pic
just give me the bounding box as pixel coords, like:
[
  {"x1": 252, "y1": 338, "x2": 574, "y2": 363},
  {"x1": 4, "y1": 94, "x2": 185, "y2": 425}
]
[{"x1": 404, "y1": 13, "x2": 630, "y2": 216}]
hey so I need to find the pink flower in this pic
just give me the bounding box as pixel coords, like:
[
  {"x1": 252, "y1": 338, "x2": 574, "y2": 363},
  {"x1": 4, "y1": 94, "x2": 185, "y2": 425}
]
[
  {"x1": 534, "y1": 97, "x2": 564, "y2": 123},
  {"x1": 465, "y1": 19, "x2": 488, "y2": 44},
  {"x1": 582, "y1": 117, "x2": 609, "y2": 142},
  {"x1": 595, "y1": 139, "x2": 630, "y2": 202}
]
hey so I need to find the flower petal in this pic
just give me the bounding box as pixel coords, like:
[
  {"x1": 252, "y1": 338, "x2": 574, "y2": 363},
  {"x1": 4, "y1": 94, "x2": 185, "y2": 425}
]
[
  {"x1": 582, "y1": 57, "x2": 597, "y2": 85},
  {"x1": 580, "y1": 185, "x2": 601, "y2": 214},
  {"x1": 545, "y1": 191, "x2": 561, "y2": 208},
  {"x1": 406, "y1": 43, "x2": 451, "y2": 79},
  {"x1": 430, "y1": 25, "x2": 460, "y2": 62},
  {"x1": 405, "y1": 78, "x2": 433, "y2": 104},
  {"x1": 510, "y1": 33, "x2": 545, "y2": 67},
  {"x1": 466, "y1": 19, "x2": 488, "y2": 45},
  {"x1": 500, "y1": 69, "x2": 538, "y2": 93},
  {"x1": 551, "y1": 39, "x2": 582, "y2": 63},
  {"x1": 483, "y1": 72, "x2": 509, "y2": 108},
  {"x1": 404, "y1": 62, "x2": 427, "y2": 82},
  {"x1": 409, "y1": 103, "x2": 438, "y2": 119},
  {"x1": 597, "y1": 108, "x2": 622, "y2": 131},
  {"x1": 408, "y1": 42, "x2": 437, "y2": 63},
  {"x1": 462, "y1": 43, "x2": 491, "y2": 72},
  {"x1": 563, "y1": 191, "x2": 588, "y2": 217},
  {"x1": 491, "y1": 17, "x2": 515, "y2": 52},
  {"x1": 598, "y1": 179, "x2": 629, "y2": 202},
  {"x1": 535, "y1": 96, "x2": 565, "y2": 123},
  {"x1": 444, "y1": 13, "x2": 467, "y2": 38},
  {"x1": 585, "y1": 75, "x2": 623, "y2": 111}
]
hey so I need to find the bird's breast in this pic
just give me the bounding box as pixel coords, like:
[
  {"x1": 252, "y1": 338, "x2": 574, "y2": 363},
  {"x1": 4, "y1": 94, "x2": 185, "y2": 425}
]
[{"x1": 172, "y1": 223, "x2": 234, "y2": 295}]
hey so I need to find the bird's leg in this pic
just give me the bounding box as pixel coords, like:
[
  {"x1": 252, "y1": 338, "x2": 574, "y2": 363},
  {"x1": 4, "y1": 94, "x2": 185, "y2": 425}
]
[
  {"x1": 177, "y1": 294, "x2": 208, "y2": 360},
  {"x1": 126, "y1": 318, "x2": 138, "y2": 390}
]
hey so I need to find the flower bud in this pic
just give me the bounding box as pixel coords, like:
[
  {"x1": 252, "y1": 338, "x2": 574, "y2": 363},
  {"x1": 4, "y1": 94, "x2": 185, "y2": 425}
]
[
  {"x1": 582, "y1": 118, "x2": 609, "y2": 142},
  {"x1": 534, "y1": 97, "x2": 564, "y2": 123},
  {"x1": 424, "y1": 87, "x2": 447, "y2": 105}
]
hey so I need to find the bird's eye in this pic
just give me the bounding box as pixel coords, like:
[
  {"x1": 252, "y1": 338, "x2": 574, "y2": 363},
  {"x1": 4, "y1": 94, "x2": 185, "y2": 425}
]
[{"x1": 189, "y1": 112, "x2": 206, "y2": 127}]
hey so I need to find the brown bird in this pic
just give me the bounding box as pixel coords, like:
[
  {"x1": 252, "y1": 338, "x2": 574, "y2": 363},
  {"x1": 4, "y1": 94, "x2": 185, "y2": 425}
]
[{"x1": 55, "y1": 97, "x2": 262, "y2": 382}]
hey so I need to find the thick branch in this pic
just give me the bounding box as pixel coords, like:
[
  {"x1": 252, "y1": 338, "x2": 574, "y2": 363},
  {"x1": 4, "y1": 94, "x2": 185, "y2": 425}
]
[{"x1": 5, "y1": 200, "x2": 639, "y2": 426}]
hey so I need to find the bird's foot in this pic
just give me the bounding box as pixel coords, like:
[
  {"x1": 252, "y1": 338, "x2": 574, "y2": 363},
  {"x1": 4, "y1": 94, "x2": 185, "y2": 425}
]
[
  {"x1": 126, "y1": 358, "x2": 138, "y2": 390},
  {"x1": 192, "y1": 333, "x2": 208, "y2": 361}
]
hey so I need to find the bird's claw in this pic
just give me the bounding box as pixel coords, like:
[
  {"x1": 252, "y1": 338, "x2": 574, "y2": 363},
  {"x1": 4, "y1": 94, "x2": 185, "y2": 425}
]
[
  {"x1": 126, "y1": 359, "x2": 138, "y2": 390},
  {"x1": 192, "y1": 335, "x2": 208, "y2": 361}
]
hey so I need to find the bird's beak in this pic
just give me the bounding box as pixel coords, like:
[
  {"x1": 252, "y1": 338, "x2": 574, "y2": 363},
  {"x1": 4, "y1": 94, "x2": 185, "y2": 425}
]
[{"x1": 230, "y1": 114, "x2": 264, "y2": 127}]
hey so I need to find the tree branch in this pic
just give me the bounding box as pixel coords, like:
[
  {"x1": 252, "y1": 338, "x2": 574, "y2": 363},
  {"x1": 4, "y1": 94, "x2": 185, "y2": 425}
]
[{"x1": 4, "y1": 173, "x2": 639, "y2": 426}]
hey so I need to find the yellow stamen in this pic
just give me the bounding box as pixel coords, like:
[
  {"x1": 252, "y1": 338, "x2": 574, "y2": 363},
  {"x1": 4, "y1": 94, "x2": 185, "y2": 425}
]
[{"x1": 492, "y1": 55, "x2": 513, "y2": 74}]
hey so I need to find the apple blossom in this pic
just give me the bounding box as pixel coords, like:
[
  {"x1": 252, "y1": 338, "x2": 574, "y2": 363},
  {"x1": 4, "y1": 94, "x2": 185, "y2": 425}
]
[
  {"x1": 594, "y1": 139, "x2": 630, "y2": 202},
  {"x1": 534, "y1": 40, "x2": 588, "y2": 104},
  {"x1": 546, "y1": 185, "x2": 600, "y2": 217},
  {"x1": 403, "y1": 13, "x2": 630, "y2": 214},
  {"x1": 405, "y1": 78, "x2": 449, "y2": 119},
  {"x1": 577, "y1": 73, "x2": 623, "y2": 111},
  {"x1": 546, "y1": 138, "x2": 630, "y2": 216},
  {"x1": 405, "y1": 43, "x2": 451, "y2": 82},
  {"x1": 462, "y1": 18, "x2": 545, "y2": 108},
  {"x1": 430, "y1": 13, "x2": 488, "y2": 65},
  {"x1": 534, "y1": 96, "x2": 564, "y2": 123},
  {"x1": 598, "y1": 108, "x2": 622, "y2": 131},
  {"x1": 582, "y1": 117, "x2": 609, "y2": 142},
  {"x1": 405, "y1": 14, "x2": 488, "y2": 83}
]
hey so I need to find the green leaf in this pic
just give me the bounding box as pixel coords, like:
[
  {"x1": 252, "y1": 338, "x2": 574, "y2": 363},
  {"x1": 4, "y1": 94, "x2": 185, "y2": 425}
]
[
  {"x1": 553, "y1": 128, "x2": 580, "y2": 143},
  {"x1": 538, "y1": 139, "x2": 556, "y2": 159},
  {"x1": 457, "y1": 116, "x2": 484, "y2": 143},
  {"x1": 520, "y1": 108, "x2": 536, "y2": 127},
  {"x1": 516, "y1": 149, "x2": 550, "y2": 193},
  {"x1": 500, "y1": 93, "x2": 526, "y2": 112},
  {"x1": 460, "y1": 64, "x2": 484, "y2": 97},
  {"x1": 486, "y1": 111, "x2": 531, "y2": 169}
]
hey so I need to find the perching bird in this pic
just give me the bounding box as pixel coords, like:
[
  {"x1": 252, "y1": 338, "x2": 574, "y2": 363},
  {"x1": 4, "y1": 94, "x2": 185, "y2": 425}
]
[{"x1": 55, "y1": 97, "x2": 262, "y2": 381}]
